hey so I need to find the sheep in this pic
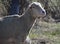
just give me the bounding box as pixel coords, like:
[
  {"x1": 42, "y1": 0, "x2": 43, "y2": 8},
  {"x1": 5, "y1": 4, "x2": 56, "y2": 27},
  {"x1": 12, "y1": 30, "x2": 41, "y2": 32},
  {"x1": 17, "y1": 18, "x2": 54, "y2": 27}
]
[{"x1": 0, "y1": 2, "x2": 46, "y2": 44}]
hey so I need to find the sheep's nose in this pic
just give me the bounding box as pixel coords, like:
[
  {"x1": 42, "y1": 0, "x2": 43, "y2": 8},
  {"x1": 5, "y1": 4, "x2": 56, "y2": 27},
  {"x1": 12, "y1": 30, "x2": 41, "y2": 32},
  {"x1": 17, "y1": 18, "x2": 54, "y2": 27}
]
[
  {"x1": 42, "y1": 11, "x2": 46, "y2": 15},
  {"x1": 42, "y1": 11, "x2": 45, "y2": 13}
]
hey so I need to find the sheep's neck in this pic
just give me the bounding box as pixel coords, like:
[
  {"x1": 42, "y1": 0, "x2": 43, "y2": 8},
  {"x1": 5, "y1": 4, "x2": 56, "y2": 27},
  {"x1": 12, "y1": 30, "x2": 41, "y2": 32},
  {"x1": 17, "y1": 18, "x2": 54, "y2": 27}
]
[{"x1": 20, "y1": 9, "x2": 36, "y2": 34}]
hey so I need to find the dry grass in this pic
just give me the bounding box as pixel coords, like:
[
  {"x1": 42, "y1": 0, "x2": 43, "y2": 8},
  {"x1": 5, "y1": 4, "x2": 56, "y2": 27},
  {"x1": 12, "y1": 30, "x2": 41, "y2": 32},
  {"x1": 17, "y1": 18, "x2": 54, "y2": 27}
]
[
  {"x1": 29, "y1": 21, "x2": 60, "y2": 44},
  {"x1": 0, "y1": 0, "x2": 10, "y2": 17}
]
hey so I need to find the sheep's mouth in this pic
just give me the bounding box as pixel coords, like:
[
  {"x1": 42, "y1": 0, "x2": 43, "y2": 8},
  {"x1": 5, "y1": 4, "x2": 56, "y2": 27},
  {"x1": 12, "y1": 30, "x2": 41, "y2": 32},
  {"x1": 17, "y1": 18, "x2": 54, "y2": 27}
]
[{"x1": 37, "y1": 15, "x2": 46, "y2": 19}]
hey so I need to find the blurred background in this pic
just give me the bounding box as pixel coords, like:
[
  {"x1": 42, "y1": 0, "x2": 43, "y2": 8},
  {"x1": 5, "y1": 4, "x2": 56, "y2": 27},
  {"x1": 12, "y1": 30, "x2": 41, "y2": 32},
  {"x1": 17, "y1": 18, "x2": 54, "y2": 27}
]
[{"x1": 0, "y1": 0, "x2": 60, "y2": 44}]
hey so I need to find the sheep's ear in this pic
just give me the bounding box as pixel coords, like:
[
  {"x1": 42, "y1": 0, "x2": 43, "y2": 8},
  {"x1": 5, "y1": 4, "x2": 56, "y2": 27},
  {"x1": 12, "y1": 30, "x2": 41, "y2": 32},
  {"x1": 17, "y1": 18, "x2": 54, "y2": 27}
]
[
  {"x1": 29, "y1": 6, "x2": 32, "y2": 9},
  {"x1": 30, "y1": 5, "x2": 35, "y2": 9}
]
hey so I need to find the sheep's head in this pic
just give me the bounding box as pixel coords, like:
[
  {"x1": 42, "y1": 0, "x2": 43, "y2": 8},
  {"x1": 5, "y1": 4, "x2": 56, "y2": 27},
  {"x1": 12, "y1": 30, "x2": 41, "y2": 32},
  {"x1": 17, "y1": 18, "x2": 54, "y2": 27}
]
[{"x1": 29, "y1": 2, "x2": 46, "y2": 18}]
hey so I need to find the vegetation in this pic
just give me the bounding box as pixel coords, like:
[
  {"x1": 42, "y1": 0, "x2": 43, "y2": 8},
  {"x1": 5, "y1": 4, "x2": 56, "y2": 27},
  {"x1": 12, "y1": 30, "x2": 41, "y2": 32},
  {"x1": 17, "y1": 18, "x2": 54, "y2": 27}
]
[
  {"x1": 29, "y1": 22, "x2": 60, "y2": 44},
  {"x1": 0, "y1": 0, "x2": 60, "y2": 44}
]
